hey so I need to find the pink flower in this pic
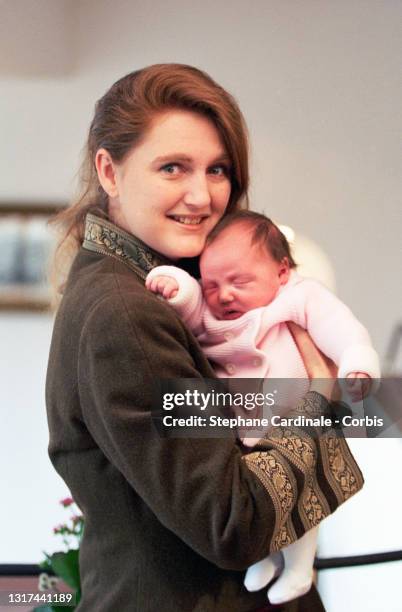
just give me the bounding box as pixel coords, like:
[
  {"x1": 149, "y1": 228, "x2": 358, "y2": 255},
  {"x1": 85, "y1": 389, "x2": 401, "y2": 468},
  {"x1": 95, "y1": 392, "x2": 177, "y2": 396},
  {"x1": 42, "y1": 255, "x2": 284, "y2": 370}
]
[
  {"x1": 60, "y1": 497, "x2": 74, "y2": 507},
  {"x1": 71, "y1": 515, "x2": 83, "y2": 524}
]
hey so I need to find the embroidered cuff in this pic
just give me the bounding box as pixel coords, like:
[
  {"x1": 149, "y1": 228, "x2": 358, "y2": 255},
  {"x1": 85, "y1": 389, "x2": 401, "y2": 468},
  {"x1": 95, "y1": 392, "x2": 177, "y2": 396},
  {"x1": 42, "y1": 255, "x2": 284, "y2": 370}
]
[{"x1": 242, "y1": 391, "x2": 364, "y2": 553}]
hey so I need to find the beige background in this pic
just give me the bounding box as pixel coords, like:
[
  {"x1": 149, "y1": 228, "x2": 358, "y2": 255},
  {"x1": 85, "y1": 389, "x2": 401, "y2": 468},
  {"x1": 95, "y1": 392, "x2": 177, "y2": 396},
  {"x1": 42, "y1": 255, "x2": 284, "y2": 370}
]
[{"x1": 0, "y1": 2, "x2": 401, "y2": 610}]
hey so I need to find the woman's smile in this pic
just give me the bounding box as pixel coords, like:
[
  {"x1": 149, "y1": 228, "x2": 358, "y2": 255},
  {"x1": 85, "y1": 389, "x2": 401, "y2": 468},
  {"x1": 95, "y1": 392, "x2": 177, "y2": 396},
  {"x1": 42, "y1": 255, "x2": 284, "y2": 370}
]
[
  {"x1": 169, "y1": 214, "x2": 206, "y2": 224},
  {"x1": 167, "y1": 214, "x2": 209, "y2": 227}
]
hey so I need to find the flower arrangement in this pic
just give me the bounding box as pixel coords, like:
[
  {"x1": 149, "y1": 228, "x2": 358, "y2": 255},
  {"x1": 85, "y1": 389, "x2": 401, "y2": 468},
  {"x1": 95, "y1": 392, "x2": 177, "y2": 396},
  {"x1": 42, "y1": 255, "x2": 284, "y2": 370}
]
[{"x1": 34, "y1": 497, "x2": 84, "y2": 612}]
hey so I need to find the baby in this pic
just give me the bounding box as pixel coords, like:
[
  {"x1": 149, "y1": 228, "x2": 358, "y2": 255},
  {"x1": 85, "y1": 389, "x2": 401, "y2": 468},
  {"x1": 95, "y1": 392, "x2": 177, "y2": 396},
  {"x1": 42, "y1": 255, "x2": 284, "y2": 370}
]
[{"x1": 146, "y1": 211, "x2": 380, "y2": 605}]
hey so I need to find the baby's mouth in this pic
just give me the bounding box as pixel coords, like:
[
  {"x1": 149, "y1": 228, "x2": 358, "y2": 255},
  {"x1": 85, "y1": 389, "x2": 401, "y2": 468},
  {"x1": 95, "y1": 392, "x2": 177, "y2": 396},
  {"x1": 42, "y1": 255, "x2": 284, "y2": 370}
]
[{"x1": 221, "y1": 309, "x2": 243, "y2": 320}]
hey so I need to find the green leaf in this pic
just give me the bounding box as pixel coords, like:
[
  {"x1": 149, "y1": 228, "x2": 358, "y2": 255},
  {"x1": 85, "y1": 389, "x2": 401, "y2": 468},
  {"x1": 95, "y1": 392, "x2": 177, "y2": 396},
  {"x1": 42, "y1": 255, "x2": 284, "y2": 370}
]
[
  {"x1": 38, "y1": 559, "x2": 53, "y2": 573},
  {"x1": 49, "y1": 549, "x2": 80, "y2": 591}
]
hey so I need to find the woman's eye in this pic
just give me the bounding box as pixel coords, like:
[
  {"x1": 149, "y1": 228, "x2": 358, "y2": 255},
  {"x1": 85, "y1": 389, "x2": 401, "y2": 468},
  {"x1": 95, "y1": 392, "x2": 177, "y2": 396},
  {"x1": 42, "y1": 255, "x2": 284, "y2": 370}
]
[
  {"x1": 160, "y1": 163, "x2": 181, "y2": 175},
  {"x1": 209, "y1": 164, "x2": 229, "y2": 177}
]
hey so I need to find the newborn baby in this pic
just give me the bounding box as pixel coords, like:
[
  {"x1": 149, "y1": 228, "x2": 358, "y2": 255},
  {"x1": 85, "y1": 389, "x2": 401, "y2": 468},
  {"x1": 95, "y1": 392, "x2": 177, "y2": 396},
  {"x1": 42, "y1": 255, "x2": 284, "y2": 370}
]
[{"x1": 146, "y1": 211, "x2": 379, "y2": 605}]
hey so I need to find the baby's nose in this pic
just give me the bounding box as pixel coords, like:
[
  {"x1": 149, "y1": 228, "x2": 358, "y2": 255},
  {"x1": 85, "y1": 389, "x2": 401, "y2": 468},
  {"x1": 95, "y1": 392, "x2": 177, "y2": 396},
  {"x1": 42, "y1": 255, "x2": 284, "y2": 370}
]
[{"x1": 219, "y1": 288, "x2": 234, "y2": 303}]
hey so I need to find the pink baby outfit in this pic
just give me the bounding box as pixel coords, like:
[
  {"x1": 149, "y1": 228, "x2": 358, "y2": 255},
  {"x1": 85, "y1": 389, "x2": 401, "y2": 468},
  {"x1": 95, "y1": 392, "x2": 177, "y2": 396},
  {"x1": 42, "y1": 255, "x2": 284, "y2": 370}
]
[{"x1": 147, "y1": 266, "x2": 380, "y2": 385}]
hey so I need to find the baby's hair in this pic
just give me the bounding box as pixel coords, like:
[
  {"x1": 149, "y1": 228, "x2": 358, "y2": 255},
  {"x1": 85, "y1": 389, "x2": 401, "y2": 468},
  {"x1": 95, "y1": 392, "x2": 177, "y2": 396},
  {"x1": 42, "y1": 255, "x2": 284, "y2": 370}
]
[{"x1": 205, "y1": 210, "x2": 297, "y2": 268}]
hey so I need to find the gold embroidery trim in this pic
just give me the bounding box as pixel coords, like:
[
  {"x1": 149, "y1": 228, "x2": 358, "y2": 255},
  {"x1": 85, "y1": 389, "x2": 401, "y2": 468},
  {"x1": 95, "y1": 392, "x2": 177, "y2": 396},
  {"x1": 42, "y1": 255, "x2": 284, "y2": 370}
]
[
  {"x1": 243, "y1": 450, "x2": 298, "y2": 552},
  {"x1": 83, "y1": 213, "x2": 170, "y2": 279},
  {"x1": 319, "y1": 434, "x2": 364, "y2": 504},
  {"x1": 267, "y1": 427, "x2": 332, "y2": 530},
  {"x1": 289, "y1": 392, "x2": 364, "y2": 506},
  {"x1": 242, "y1": 393, "x2": 364, "y2": 551}
]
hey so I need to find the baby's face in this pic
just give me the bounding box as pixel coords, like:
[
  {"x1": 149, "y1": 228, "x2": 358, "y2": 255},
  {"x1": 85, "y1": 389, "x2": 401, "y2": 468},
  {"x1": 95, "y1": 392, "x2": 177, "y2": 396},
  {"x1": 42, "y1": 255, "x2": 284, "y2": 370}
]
[{"x1": 200, "y1": 223, "x2": 289, "y2": 320}]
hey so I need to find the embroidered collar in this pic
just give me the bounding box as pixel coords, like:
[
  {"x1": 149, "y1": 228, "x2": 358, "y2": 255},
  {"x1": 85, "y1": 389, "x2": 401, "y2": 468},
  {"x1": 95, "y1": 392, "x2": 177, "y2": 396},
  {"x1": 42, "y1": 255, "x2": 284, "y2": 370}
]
[{"x1": 83, "y1": 213, "x2": 171, "y2": 280}]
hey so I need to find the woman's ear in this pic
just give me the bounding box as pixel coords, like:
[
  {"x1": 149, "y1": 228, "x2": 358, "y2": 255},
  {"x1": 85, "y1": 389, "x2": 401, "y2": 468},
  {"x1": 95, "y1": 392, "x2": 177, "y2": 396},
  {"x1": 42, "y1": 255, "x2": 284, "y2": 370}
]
[
  {"x1": 95, "y1": 148, "x2": 119, "y2": 198},
  {"x1": 278, "y1": 257, "x2": 290, "y2": 285}
]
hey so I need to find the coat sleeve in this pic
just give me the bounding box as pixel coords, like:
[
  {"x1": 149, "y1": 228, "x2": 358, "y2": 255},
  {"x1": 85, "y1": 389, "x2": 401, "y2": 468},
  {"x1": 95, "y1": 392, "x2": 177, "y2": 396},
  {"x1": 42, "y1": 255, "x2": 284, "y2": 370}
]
[{"x1": 77, "y1": 281, "x2": 364, "y2": 570}]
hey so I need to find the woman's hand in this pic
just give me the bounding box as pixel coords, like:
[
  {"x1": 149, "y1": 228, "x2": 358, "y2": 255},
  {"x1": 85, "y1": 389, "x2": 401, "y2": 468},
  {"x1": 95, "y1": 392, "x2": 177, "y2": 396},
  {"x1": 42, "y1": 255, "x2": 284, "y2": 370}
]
[{"x1": 287, "y1": 322, "x2": 339, "y2": 401}]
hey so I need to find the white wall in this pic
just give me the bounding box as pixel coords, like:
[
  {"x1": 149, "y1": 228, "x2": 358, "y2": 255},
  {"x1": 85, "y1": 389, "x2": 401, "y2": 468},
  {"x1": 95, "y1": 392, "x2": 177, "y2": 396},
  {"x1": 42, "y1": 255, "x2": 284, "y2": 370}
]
[
  {"x1": 1, "y1": 0, "x2": 401, "y2": 355},
  {"x1": 0, "y1": 313, "x2": 72, "y2": 562},
  {"x1": 1, "y1": 1, "x2": 401, "y2": 609}
]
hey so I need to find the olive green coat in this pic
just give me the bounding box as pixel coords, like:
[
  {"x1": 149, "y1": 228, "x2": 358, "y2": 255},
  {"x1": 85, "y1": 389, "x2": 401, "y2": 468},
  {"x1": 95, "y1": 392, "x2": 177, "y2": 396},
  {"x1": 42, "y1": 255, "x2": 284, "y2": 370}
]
[{"x1": 45, "y1": 214, "x2": 363, "y2": 611}]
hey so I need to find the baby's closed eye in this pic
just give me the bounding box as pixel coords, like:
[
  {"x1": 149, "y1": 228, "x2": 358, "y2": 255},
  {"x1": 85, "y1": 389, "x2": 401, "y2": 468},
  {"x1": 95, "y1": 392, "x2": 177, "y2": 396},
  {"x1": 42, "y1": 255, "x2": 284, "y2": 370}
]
[{"x1": 232, "y1": 274, "x2": 254, "y2": 284}]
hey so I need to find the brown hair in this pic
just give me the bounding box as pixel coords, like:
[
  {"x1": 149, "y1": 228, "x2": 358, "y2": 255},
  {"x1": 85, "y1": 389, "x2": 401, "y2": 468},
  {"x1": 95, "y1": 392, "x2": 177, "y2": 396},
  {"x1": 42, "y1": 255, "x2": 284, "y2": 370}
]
[
  {"x1": 205, "y1": 210, "x2": 297, "y2": 268},
  {"x1": 50, "y1": 63, "x2": 250, "y2": 295}
]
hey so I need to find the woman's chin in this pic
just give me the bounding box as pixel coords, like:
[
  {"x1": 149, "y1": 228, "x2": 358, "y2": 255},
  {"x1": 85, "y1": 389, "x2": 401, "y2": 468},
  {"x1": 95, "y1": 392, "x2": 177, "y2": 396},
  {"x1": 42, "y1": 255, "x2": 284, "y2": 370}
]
[{"x1": 161, "y1": 238, "x2": 205, "y2": 260}]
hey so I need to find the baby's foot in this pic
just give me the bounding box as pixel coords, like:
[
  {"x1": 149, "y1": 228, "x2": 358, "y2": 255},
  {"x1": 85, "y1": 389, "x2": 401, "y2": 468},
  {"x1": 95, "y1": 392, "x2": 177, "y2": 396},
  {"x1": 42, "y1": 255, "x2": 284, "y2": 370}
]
[
  {"x1": 244, "y1": 552, "x2": 283, "y2": 592},
  {"x1": 241, "y1": 436, "x2": 263, "y2": 447},
  {"x1": 267, "y1": 568, "x2": 313, "y2": 604}
]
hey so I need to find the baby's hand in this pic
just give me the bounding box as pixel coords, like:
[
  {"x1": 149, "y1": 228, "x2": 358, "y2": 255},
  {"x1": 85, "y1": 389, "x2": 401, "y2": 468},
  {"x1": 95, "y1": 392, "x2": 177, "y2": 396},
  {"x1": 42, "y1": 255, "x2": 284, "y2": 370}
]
[
  {"x1": 346, "y1": 372, "x2": 371, "y2": 402},
  {"x1": 145, "y1": 275, "x2": 179, "y2": 299}
]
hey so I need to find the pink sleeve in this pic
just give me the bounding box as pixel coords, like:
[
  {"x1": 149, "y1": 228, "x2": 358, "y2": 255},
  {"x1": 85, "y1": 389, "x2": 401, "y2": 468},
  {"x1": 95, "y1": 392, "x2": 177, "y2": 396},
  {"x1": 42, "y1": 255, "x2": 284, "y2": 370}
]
[
  {"x1": 299, "y1": 280, "x2": 380, "y2": 379},
  {"x1": 258, "y1": 278, "x2": 380, "y2": 380},
  {"x1": 146, "y1": 265, "x2": 206, "y2": 336}
]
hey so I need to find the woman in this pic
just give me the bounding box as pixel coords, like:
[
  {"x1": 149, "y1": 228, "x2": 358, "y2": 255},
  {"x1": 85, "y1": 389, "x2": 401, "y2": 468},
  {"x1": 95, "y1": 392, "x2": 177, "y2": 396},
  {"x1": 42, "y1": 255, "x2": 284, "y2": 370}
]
[{"x1": 46, "y1": 64, "x2": 363, "y2": 611}]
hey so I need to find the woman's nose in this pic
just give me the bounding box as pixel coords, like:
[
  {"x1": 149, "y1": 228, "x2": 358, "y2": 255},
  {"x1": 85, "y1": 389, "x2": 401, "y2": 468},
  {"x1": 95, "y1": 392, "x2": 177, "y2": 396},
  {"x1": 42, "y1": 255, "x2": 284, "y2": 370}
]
[{"x1": 183, "y1": 173, "x2": 212, "y2": 208}]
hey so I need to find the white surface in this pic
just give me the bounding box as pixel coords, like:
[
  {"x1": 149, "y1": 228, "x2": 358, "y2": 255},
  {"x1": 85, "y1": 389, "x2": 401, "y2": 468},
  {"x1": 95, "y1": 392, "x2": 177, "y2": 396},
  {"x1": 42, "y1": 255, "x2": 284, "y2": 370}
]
[
  {"x1": 317, "y1": 438, "x2": 402, "y2": 611},
  {"x1": 0, "y1": 313, "x2": 72, "y2": 563},
  {"x1": 318, "y1": 562, "x2": 402, "y2": 612},
  {"x1": 318, "y1": 439, "x2": 402, "y2": 557}
]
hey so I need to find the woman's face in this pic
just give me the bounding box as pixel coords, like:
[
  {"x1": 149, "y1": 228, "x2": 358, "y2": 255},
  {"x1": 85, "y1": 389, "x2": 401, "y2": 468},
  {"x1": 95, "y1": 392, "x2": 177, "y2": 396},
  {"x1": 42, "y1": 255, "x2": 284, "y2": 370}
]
[{"x1": 100, "y1": 110, "x2": 232, "y2": 260}]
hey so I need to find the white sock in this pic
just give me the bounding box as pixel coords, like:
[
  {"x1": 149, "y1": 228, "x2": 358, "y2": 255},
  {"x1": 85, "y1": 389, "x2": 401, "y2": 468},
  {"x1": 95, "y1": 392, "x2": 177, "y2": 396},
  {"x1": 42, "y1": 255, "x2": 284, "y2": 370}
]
[
  {"x1": 267, "y1": 527, "x2": 318, "y2": 604},
  {"x1": 244, "y1": 552, "x2": 283, "y2": 592},
  {"x1": 268, "y1": 567, "x2": 313, "y2": 604}
]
